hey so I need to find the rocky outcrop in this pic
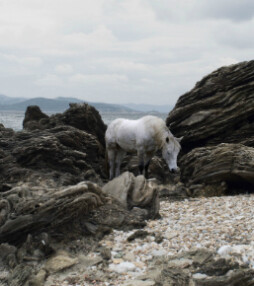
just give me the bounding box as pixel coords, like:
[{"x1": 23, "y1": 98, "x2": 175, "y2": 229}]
[
  {"x1": 23, "y1": 103, "x2": 107, "y2": 146},
  {"x1": 22, "y1": 105, "x2": 49, "y2": 129},
  {"x1": 0, "y1": 124, "x2": 105, "y2": 189},
  {"x1": 180, "y1": 143, "x2": 254, "y2": 196},
  {"x1": 166, "y1": 60, "x2": 254, "y2": 154},
  {"x1": 0, "y1": 181, "x2": 108, "y2": 244},
  {"x1": 166, "y1": 60, "x2": 254, "y2": 195}
]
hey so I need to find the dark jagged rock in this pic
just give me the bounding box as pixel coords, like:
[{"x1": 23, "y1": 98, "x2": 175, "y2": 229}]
[
  {"x1": 0, "y1": 125, "x2": 105, "y2": 188},
  {"x1": 0, "y1": 181, "x2": 108, "y2": 244},
  {"x1": 165, "y1": 60, "x2": 254, "y2": 196},
  {"x1": 180, "y1": 143, "x2": 254, "y2": 196},
  {"x1": 143, "y1": 249, "x2": 254, "y2": 286},
  {"x1": 23, "y1": 103, "x2": 107, "y2": 146},
  {"x1": 166, "y1": 60, "x2": 254, "y2": 154},
  {"x1": 22, "y1": 105, "x2": 49, "y2": 130}
]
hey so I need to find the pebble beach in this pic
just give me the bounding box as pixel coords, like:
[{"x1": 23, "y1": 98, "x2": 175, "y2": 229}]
[{"x1": 47, "y1": 194, "x2": 254, "y2": 285}]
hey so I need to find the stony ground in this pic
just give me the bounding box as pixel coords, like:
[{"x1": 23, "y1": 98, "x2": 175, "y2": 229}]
[{"x1": 45, "y1": 194, "x2": 254, "y2": 286}]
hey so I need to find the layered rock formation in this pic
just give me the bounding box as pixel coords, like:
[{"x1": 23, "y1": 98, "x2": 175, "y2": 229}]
[
  {"x1": 167, "y1": 60, "x2": 254, "y2": 153},
  {"x1": 180, "y1": 143, "x2": 254, "y2": 196},
  {"x1": 166, "y1": 60, "x2": 254, "y2": 195},
  {"x1": 0, "y1": 124, "x2": 105, "y2": 188},
  {"x1": 23, "y1": 103, "x2": 107, "y2": 146}
]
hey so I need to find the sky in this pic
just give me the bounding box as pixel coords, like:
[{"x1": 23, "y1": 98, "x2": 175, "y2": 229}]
[{"x1": 0, "y1": 0, "x2": 253, "y2": 106}]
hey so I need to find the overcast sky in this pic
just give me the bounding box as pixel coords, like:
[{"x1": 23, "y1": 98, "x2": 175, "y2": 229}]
[{"x1": 0, "y1": 0, "x2": 253, "y2": 105}]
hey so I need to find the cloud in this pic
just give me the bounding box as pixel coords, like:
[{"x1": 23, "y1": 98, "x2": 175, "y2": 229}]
[
  {"x1": 147, "y1": 0, "x2": 254, "y2": 23},
  {"x1": 69, "y1": 73, "x2": 129, "y2": 85},
  {"x1": 212, "y1": 19, "x2": 254, "y2": 49},
  {"x1": 55, "y1": 64, "x2": 73, "y2": 74},
  {"x1": 195, "y1": 0, "x2": 254, "y2": 22},
  {"x1": 35, "y1": 74, "x2": 63, "y2": 86},
  {"x1": 0, "y1": 0, "x2": 253, "y2": 105},
  {"x1": 1, "y1": 53, "x2": 42, "y2": 67}
]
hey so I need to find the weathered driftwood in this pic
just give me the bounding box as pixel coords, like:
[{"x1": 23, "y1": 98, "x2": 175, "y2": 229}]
[
  {"x1": 166, "y1": 60, "x2": 254, "y2": 154},
  {"x1": 179, "y1": 143, "x2": 254, "y2": 196},
  {"x1": 0, "y1": 182, "x2": 108, "y2": 244}
]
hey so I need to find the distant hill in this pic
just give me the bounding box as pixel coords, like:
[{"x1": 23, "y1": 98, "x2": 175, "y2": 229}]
[
  {"x1": 123, "y1": 103, "x2": 173, "y2": 113},
  {"x1": 0, "y1": 95, "x2": 136, "y2": 113},
  {"x1": 0, "y1": 95, "x2": 172, "y2": 113},
  {"x1": 0, "y1": 94, "x2": 27, "y2": 105}
]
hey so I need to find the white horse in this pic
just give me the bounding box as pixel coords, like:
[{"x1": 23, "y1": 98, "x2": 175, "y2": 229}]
[{"x1": 105, "y1": 115, "x2": 182, "y2": 179}]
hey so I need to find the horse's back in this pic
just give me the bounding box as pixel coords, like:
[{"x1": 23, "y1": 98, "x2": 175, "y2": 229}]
[
  {"x1": 105, "y1": 118, "x2": 137, "y2": 150},
  {"x1": 106, "y1": 115, "x2": 166, "y2": 151}
]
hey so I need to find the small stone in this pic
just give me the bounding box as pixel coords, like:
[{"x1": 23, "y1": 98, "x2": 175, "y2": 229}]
[
  {"x1": 109, "y1": 262, "x2": 136, "y2": 273},
  {"x1": 192, "y1": 273, "x2": 208, "y2": 279},
  {"x1": 114, "y1": 252, "x2": 124, "y2": 258},
  {"x1": 154, "y1": 233, "x2": 164, "y2": 244},
  {"x1": 127, "y1": 230, "x2": 149, "y2": 242},
  {"x1": 217, "y1": 245, "x2": 232, "y2": 256},
  {"x1": 168, "y1": 258, "x2": 193, "y2": 268},
  {"x1": 78, "y1": 254, "x2": 103, "y2": 268},
  {"x1": 151, "y1": 249, "x2": 167, "y2": 257},
  {"x1": 100, "y1": 247, "x2": 112, "y2": 260},
  {"x1": 28, "y1": 269, "x2": 47, "y2": 286},
  {"x1": 122, "y1": 279, "x2": 155, "y2": 286},
  {"x1": 124, "y1": 252, "x2": 136, "y2": 262},
  {"x1": 113, "y1": 258, "x2": 124, "y2": 264},
  {"x1": 44, "y1": 252, "x2": 78, "y2": 273}
]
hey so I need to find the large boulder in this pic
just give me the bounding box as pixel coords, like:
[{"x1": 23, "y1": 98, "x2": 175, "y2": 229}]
[
  {"x1": 102, "y1": 172, "x2": 160, "y2": 219},
  {"x1": 166, "y1": 60, "x2": 254, "y2": 154},
  {"x1": 23, "y1": 103, "x2": 107, "y2": 146},
  {"x1": 179, "y1": 143, "x2": 254, "y2": 196}
]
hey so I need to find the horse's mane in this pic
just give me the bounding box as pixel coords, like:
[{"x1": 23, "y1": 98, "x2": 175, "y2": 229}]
[
  {"x1": 152, "y1": 119, "x2": 180, "y2": 150},
  {"x1": 145, "y1": 117, "x2": 172, "y2": 149}
]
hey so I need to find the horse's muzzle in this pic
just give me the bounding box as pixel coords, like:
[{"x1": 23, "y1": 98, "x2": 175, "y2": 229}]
[{"x1": 169, "y1": 168, "x2": 179, "y2": 174}]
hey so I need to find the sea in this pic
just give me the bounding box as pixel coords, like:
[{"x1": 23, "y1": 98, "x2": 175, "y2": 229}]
[{"x1": 0, "y1": 110, "x2": 168, "y2": 131}]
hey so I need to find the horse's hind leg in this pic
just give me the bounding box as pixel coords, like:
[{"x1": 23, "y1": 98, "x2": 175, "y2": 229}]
[
  {"x1": 107, "y1": 149, "x2": 116, "y2": 180},
  {"x1": 137, "y1": 149, "x2": 145, "y2": 175},
  {"x1": 115, "y1": 149, "x2": 126, "y2": 177},
  {"x1": 144, "y1": 152, "x2": 153, "y2": 179}
]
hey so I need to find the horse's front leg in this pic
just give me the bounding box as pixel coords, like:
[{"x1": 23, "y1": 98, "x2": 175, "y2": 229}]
[
  {"x1": 107, "y1": 149, "x2": 116, "y2": 180},
  {"x1": 144, "y1": 152, "x2": 153, "y2": 179},
  {"x1": 115, "y1": 149, "x2": 126, "y2": 177}
]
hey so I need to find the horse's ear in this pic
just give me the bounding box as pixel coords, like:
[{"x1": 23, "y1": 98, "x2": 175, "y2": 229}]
[
  {"x1": 176, "y1": 136, "x2": 183, "y2": 142},
  {"x1": 166, "y1": 137, "x2": 169, "y2": 143}
]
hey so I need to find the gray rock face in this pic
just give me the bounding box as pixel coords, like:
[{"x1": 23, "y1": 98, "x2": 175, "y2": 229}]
[
  {"x1": 166, "y1": 60, "x2": 254, "y2": 195},
  {"x1": 166, "y1": 60, "x2": 254, "y2": 154},
  {"x1": 180, "y1": 143, "x2": 254, "y2": 196}
]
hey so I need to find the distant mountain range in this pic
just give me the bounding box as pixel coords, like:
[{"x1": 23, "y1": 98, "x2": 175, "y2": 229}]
[
  {"x1": 123, "y1": 103, "x2": 172, "y2": 113},
  {"x1": 0, "y1": 94, "x2": 172, "y2": 113}
]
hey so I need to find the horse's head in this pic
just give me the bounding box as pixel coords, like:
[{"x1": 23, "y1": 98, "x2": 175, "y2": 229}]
[{"x1": 162, "y1": 134, "x2": 182, "y2": 173}]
